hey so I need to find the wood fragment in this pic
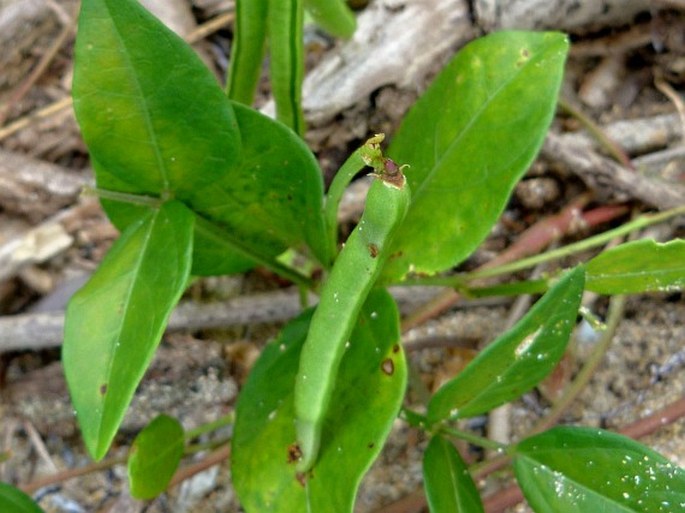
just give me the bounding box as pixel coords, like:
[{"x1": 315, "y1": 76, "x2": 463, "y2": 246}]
[
  {"x1": 299, "y1": 0, "x2": 475, "y2": 124},
  {"x1": 474, "y1": 0, "x2": 651, "y2": 31},
  {"x1": 0, "y1": 221, "x2": 73, "y2": 283},
  {"x1": 543, "y1": 132, "x2": 685, "y2": 209},
  {"x1": 0, "y1": 286, "x2": 449, "y2": 352},
  {"x1": 0, "y1": 149, "x2": 88, "y2": 220},
  {"x1": 558, "y1": 113, "x2": 683, "y2": 155}
]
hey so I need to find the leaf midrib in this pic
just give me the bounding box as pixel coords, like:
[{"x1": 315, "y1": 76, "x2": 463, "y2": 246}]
[
  {"x1": 105, "y1": 0, "x2": 171, "y2": 191},
  {"x1": 412, "y1": 43, "x2": 554, "y2": 204},
  {"x1": 96, "y1": 208, "x2": 158, "y2": 449}
]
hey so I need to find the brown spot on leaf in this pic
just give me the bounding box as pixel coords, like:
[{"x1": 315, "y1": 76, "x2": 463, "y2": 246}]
[
  {"x1": 99, "y1": 383, "x2": 107, "y2": 395},
  {"x1": 287, "y1": 443, "x2": 302, "y2": 464},
  {"x1": 296, "y1": 472, "x2": 308, "y2": 487},
  {"x1": 393, "y1": 344, "x2": 400, "y2": 353},
  {"x1": 381, "y1": 358, "x2": 394, "y2": 375},
  {"x1": 368, "y1": 442, "x2": 375, "y2": 449},
  {"x1": 368, "y1": 243, "x2": 379, "y2": 258}
]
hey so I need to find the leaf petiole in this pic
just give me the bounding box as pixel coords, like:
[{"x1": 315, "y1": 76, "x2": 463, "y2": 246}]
[
  {"x1": 439, "y1": 425, "x2": 511, "y2": 453},
  {"x1": 83, "y1": 186, "x2": 164, "y2": 208}
]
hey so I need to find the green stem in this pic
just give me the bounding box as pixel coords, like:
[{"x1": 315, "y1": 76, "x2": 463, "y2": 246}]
[
  {"x1": 185, "y1": 413, "x2": 234, "y2": 441},
  {"x1": 459, "y1": 205, "x2": 685, "y2": 283},
  {"x1": 440, "y1": 425, "x2": 510, "y2": 453},
  {"x1": 558, "y1": 97, "x2": 633, "y2": 169},
  {"x1": 533, "y1": 294, "x2": 626, "y2": 434},
  {"x1": 578, "y1": 305, "x2": 607, "y2": 332},
  {"x1": 84, "y1": 186, "x2": 163, "y2": 208},
  {"x1": 323, "y1": 148, "x2": 367, "y2": 262},
  {"x1": 185, "y1": 437, "x2": 231, "y2": 455},
  {"x1": 400, "y1": 408, "x2": 510, "y2": 452}
]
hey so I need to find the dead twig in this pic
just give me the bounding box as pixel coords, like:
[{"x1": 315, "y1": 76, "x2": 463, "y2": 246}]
[
  {"x1": 0, "y1": 285, "x2": 454, "y2": 352},
  {"x1": 0, "y1": 5, "x2": 76, "y2": 126},
  {"x1": 543, "y1": 132, "x2": 685, "y2": 209}
]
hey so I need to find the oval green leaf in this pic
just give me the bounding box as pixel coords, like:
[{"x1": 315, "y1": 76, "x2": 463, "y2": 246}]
[
  {"x1": 423, "y1": 435, "x2": 484, "y2": 513},
  {"x1": 428, "y1": 266, "x2": 584, "y2": 424},
  {"x1": 514, "y1": 426, "x2": 685, "y2": 513},
  {"x1": 128, "y1": 414, "x2": 184, "y2": 499},
  {"x1": 232, "y1": 289, "x2": 407, "y2": 512},
  {"x1": 73, "y1": 0, "x2": 241, "y2": 196},
  {"x1": 63, "y1": 201, "x2": 194, "y2": 460},
  {"x1": 0, "y1": 483, "x2": 44, "y2": 513},
  {"x1": 384, "y1": 31, "x2": 569, "y2": 282},
  {"x1": 586, "y1": 239, "x2": 685, "y2": 294}
]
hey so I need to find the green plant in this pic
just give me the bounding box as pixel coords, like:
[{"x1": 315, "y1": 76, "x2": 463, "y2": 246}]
[
  {"x1": 3, "y1": 0, "x2": 685, "y2": 511},
  {"x1": 228, "y1": 0, "x2": 355, "y2": 134}
]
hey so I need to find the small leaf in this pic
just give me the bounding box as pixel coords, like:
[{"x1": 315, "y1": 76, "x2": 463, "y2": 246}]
[
  {"x1": 423, "y1": 436, "x2": 484, "y2": 513},
  {"x1": 428, "y1": 267, "x2": 584, "y2": 423},
  {"x1": 586, "y1": 239, "x2": 685, "y2": 294},
  {"x1": 0, "y1": 483, "x2": 44, "y2": 513},
  {"x1": 63, "y1": 201, "x2": 194, "y2": 460},
  {"x1": 384, "y1": 31, "x2": 569, "y2": 282},
  {"x1": 128, "y1": 414, "x2": 184, "y2": 499},
  {"x1": 514, "y1": 426, "x2": 685, "y2": 513},
  {"x1": 232, "y1": 289, "x2": 406, "y2": 513}
]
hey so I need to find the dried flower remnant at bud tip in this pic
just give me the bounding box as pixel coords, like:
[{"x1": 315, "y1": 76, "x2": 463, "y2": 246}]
[{"x1": 360, "y1": 133, "x2": 408, "y2": 189}]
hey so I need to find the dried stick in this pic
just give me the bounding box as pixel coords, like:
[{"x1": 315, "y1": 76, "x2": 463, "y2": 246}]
[
  {"x1": 0, "y1": 285, "x2": 449, "y2": 352},
  {"x1": 0, "y1": 7, "x2": 76, "y2": 126},
  {"x1": 0, "y1": 10, "x2": 235, "y2": 143},
  {"x1": 543, "y1": 132, "x2": 685, "y2": 208}
]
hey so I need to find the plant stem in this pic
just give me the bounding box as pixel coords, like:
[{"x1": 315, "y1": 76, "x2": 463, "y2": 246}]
[
  {"x1": 460, "y1": 205, "x2": 685, "y2": 283},
  {"x1": 558, "y1": 97, "x2": 634, "y2": 169},
  {"x1": 440, "y1": 425, "x2": 510, "y2": 453},
  {"x1": 20, "y1": 453, "x2": 128, "y2": 494},
  {"x1": 185, "y1": 436, "x2": 232, "y2": 455},
  {"x1": 532, "y1": 294, "x2": 626, "y2": 434},
  {"x1": 84, "y1": 186, "x2": 164, "y2": 207},
  {"x1": 185, "y1": 413, "x2": 234, "y2": 441},
  {"x1": 323, "y1": 148, "x2": 367, "y2": 262}
]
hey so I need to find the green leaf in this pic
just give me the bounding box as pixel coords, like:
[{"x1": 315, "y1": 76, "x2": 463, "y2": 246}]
[
  {"x1": 586, "y1": 239, "x2": 685, "y2": 294},
  {"x1": 0, "y1": 483, "x2": 44, "y2": 513},
  {"x1": 427, "y1": 267, "x2": 584, "y2": 423},
  {"x1": 188, "y1": 102, "x2": 329, "y2": 272},
  {"x1": 384, "y1": 31, "x2": 569, "y2": 282},
  {"x1": 74, "y1": 0, "x2": 328, "y2": 274},
  {"x1": 63, "y1": 201, "x2": 194, "y2": 460},
  {"x1": 128, "y1": 414, "x2": 184, "y2": 499},
  {"x1": 73, "y1": 0, "x2": 241, "y2": 196},
  {"x1": 232, "y1": 289, "x2": 406, "y2": 512},
  {"x1": 227, "y1": 0, "x2": 268, "y2": 105},
  {"x1": 514, "y1": 426, "x2": 685, "y2": 513},
  {"x1": 423, "y1": 436, "x2": 484, "y2": 513}
]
